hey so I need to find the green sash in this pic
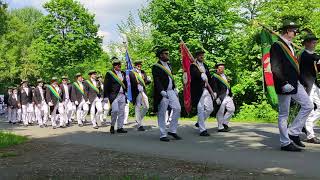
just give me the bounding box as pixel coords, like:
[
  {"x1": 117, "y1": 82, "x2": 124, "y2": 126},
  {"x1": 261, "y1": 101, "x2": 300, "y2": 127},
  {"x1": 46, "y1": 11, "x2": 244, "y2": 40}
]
[
  {"x1": 154, "y1": 63, "x2": 174, "y2": 80},
  {"x1": 85, "y1": 80, "x2": 100, "y2": 93},
  {"x1": 133, "y1": 71, "x2": 146, "y2": 88},
  {"x1": 276, "y1": 41, "x2": 300, "y2": 74},
  {"x1": 213, "y1": 73, "x2": 230, "y2": 89},
  {"x1": 47, "y1": 85, "x2": 61, "y2": 100},
  {"x1": 73, "y1": 82, "x2": 85, "y2": 95},
  {"x1": 108, "y1": 71, "x2": 126, "y2": 89}
]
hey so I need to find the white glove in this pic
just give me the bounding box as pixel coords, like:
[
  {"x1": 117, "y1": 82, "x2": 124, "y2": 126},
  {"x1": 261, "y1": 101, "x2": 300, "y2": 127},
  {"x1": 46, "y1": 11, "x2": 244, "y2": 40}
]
[
  {"x1": 138, "y1": 85, "x2": 144, "y2": 92},
  {"x1": 174, "y1": 88, "x2": 179, "y2": 96},
  {"x1": 201, "y1": 73, "x2": 208, "y2": 82},
  {"x1": 86, "y1": 100, "x2": 91, "y2": 105},
  {"x1": 282, "y1": 83, "x2": 295, "y2": 93},
  {"x1": 160, "y1": 91, "x2": 168, "y2": 98},
  {"x1": 147, "y1": 76, "x2": 152, "y2": 82},
  {"x1": 48, "y1": 102, "x2": 54, "y2": 106},
  {"x1": 216, "y1": 98, "x2": 221, "y2": 105},
  {"x1": 75, "y1": 101, "x2": 79, "y2": 105},
  {"x1": 103, "y1": 98, "x2": 109, "y2": 103}
]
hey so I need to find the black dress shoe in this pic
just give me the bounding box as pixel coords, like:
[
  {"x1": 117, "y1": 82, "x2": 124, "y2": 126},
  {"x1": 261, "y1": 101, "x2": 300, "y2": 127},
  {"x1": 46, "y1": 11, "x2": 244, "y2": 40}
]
[
  {"x1": 200, "y1": 130, "x2": 210, "y2": 136},
  {"x1": 195, "y1": 122, "x2": 199, "y2": 128},
  {"x1": 78, "y1": 124, "x2": 83, "y2": 127},
  {"x1": 9, "y1": 121, "x2": 12, "y2": 124},
  {"x1": 117, "y1": 128, "x2": 127, "y2": 133},
  {"x1": 110, "y1": 126, "x2": 115, "y2": 134},
  {"x1": 223, "y1": 124, "x2": 229, "y2": 130},
  {"x1": 137, "y1": 126, "x2": 145, "y2": 131},
  {"x1": 53, "y1": 126, "x2": 57, "y2": 129},
  {"x1": 160, "y1": 137, "x2": 170, "y2": 142},
  {"x1": 93, "y1": 126, "x2": 99, "y2": 129},
  {"x1": 289, "y1": 134, "x2": 305, "y2": 147},
  {"x1": 12, "y1": 122, "x2": 16, "y2": 125},
  {"x1": 40, "y1": 125, "x2": 44, "y2": 128},
  {"x1": 305, "y1": 137, "x2": 320, "y2": 144},
  {"x1": 218, "y1": 128, "x2": 230, "y2": 132},
  {"x1": 168, "y1": 132, "x2": 182, "y2": 140},
  {"x1": 281, "y1": 143, "x2": 302, "y2": 152}
]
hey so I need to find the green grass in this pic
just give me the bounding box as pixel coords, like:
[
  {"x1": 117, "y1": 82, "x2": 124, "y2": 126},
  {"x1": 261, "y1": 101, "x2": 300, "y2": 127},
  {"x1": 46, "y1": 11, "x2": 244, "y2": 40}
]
[{"x1": 0, "y1": 131, "x2": 28, "y2": 149}]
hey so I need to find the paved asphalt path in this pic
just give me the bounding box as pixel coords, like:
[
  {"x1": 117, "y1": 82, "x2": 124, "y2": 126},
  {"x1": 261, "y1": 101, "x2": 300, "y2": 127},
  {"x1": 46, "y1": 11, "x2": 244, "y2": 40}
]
[{"x1": 1, "y1": 118, "x2": 320, "y2": 179}]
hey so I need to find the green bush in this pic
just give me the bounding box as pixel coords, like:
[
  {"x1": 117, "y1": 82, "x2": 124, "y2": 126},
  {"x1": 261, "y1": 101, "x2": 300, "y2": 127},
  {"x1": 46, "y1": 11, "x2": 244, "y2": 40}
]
[{"x1": 235, "y1": 100, "x2": 278, "y2": 123}]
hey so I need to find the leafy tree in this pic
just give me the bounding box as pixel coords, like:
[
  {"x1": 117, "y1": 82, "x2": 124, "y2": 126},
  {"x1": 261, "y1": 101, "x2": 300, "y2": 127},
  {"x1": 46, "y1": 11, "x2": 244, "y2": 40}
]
[{"x1": 33, "y1": 0, "x2": 103, "y2": 79}]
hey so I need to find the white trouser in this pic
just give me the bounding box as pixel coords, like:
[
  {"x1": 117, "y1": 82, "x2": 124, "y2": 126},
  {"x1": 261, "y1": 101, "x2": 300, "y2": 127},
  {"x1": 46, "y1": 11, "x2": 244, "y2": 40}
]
[
  {"x1": 35, "y1": 101, "x2": 48, "y2": 126},
  {"x1": 216, "y1": 96, "x2": 235, "y2": 130},
  {"x1": 165, "y1": 109, "x2": 173, "y2": 126},
  {"x1": 17, "y1": 108, "x2": 22, "y2": 122},
  {"x1": 197, "y1": 89, "x2": 214, "y2": 132},
  {"x1": 7, "y1": 107, "x2": 12, "y2": 122},
  {"x1": 22, "y1": 103, "x2": 33, "y2": 125},
  {"x1": 157, "y1": 90, "x2": 181, "y2": 138},
  {"x1": 100, "y1": 101, "x2": 110, "y2": 122},
  {"x1": 51, "y1": 103, "x2": 65, "y2": 127},
  {"x1": 76, "y1": 99, "x2": 89, "y2": 125},
  {"x1": 11, "y1": 108, "x2": 17, "y2": 123},
  {"x1": 90, "y1": 97, "x2": 103, "y2": 127},
  {"x1": 278, "y1": 82, "x2": 314, "y2": 146},
  {"x1": 123, "y1": 102, "x2": 129, "y2": 124},
  {"x1": 135, "y1": 92, "x2": 149, "y2": 127},
  {"x1": 111, "y1": 94, "x2": 126, "y2": 129},
  {"x1": 305, "y1": 84, "x2": 320, "y2": 139},
  {"x1": 63, "y1": 99, "x2": 73, "y2": 123}
]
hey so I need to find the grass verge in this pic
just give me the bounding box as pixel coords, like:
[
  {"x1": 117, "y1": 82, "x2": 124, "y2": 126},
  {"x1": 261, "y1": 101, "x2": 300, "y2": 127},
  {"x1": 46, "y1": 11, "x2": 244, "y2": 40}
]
[{"x1": 0, "y1": 131, "x2": 28, "y2": 149}]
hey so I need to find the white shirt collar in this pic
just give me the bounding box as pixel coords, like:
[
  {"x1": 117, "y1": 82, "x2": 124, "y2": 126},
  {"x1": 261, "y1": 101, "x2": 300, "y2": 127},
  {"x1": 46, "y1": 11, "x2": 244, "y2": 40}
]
[{"x1": 305, "y1": 49, "x2": 315, "y2": 54}]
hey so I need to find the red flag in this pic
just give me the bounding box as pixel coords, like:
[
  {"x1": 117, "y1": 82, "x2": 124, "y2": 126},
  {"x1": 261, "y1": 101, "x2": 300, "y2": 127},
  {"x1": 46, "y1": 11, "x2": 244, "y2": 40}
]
[{"x1": 180, "y1": 40, "x2": 194, "y2": 114}]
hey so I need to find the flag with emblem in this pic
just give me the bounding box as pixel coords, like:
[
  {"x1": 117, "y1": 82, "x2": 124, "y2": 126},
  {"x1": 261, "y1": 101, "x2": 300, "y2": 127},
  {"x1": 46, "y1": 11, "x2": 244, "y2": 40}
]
[{"x1": 125, "y1": 50, "x2": 133, "y2": 102}]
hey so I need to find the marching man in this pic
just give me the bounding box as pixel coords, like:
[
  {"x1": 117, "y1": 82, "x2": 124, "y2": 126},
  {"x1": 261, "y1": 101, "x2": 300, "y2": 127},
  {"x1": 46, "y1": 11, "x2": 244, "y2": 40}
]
[
  {"x1": 6, "y1": 87, "x2": 13, "y2": 123},
  {"x1": 60, "y1": 76, "x2": 73, "y2": 126},
  {"x1": 33, "y1": 79, "x2": 48, "y2": 128},
  {"x1": 270, "y1": 21, "x2": 313, "y2": 151},
  {"x1": 71, "y1": 73, "x2": 89, "y2": 127},
  {"x1": 46, "y1": 77, "x2": 64, "y2": 129},
  {"x1": 211, "y1": 63, "x2": 235, "y2": 132},
  {"x1": 152, "y1": 48, "x2": 182, "y2": 142},
  {"x1": 129, "y1": 60, "x2": 151, "y2": 131},
  {"x1": 299, "y1": 34, "x2": 320, "y2": 144},
  {"x1": 97, "y1": 74, "x2": 110, "y2": 123},
  {"x1": 19, "y1": 79, "x2": 33, "y2": 127},
  {"x1": 8, "y1": 87, "x2": 19, "y2": 124},
  {"x1": 104, "y1": 57, "x2": 128, "y2": 134},
  {"x1": 84, "y1": 70, "x2": 103, "y2": 129},
  {"x1": 191, "y1": 50, "x2": 214, "y2": 136}
]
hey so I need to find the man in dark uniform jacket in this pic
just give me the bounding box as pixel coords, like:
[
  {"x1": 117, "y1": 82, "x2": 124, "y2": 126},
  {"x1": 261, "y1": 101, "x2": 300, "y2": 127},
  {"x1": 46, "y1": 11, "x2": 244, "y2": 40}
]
[
  {"x1": 152, "y1": 48, "x2": 182, "y2": 142},
  {"x1": 5, "y1": 87, "x2": 13, "y2": 123},
  {"x1": 71, "y1": 73, "x2": 89, "y2": 127},
  {"x1": 299, "y1": 34, "x2": 320, "y2": 144},
  {"x1": 191, "y1": 50, "x2": 214, "y2": 136},
  {"x1": 211, "y1": 63, "x2": 235, "y2": 132},
  {"x1": 33, "y1": 78, "x2": 48, "y2": 128},
  {"x1": 46, "y1": 77, "x2": 63, "y2": 129},
  {"x1": 60, "y1": 76, "x2": 73, "y2": 126},
  {"x1": 104, "y1": 58, "x2": 128, "y2": 134},
  {"x1": 8, "y1": 87, "x2": 19, "y2": 124},
  {"x1": 83, "y1": 70, "x2": 103, "y2": 129},
  {"x1": 19, "y1": 79, "x2": 33, "y2": 126},
  {"x1": 129, "y1": 60, "x2": 151, "y2": 131},
  {"x1": 270, "y1": 21, "x2": 313, "y2": 151}
]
